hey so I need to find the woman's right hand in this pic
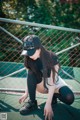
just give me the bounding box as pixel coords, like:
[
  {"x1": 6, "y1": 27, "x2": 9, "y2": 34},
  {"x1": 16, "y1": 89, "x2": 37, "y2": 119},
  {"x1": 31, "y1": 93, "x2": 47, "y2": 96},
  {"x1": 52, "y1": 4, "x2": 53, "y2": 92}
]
[
  {"x1": 19, "y1": 92, "x2": 28, "y2": 104},
  {"x1": 44, "y1": 103, "x2": 54, "y2": 120}
]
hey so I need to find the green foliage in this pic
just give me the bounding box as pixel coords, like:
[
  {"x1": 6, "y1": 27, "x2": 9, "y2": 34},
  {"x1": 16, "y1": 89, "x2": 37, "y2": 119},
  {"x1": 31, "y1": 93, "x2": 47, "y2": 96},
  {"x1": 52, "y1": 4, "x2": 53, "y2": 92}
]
[{"x1": 1, "y1": 0, "x2": 80, "y2": 28}]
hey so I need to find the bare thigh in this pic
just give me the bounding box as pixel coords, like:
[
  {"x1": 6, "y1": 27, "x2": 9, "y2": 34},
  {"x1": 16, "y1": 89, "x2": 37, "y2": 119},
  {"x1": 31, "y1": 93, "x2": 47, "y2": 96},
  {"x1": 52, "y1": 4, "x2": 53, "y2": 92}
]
[
  {"x1": 36, "y1": 80, "x2": 60, "y2": 94},
  {"x1": 36, "y1": 81, "x2": 48, "y2": 94}
]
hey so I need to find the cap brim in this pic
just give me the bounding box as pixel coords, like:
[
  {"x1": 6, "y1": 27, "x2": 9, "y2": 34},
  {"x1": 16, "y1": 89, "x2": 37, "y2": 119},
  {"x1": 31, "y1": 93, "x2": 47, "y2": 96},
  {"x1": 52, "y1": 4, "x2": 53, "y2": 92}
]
[
  {"x1": 21, "y1": 49, "x2": 36, "y2": 56},
  {"x1": 21, "y1": 50, "x2": 27, "y2": 56}
]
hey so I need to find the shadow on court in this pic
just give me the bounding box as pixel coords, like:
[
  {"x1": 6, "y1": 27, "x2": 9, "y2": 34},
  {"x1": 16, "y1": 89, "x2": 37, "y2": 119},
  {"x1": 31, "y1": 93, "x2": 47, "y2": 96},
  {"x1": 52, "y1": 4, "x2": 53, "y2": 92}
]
[
  {"x1": 0, "y1": 100, "x2": 19, "y2": 112},
  {"x1": 0, "y1": 99, "x2": 80, "y2": 120}
]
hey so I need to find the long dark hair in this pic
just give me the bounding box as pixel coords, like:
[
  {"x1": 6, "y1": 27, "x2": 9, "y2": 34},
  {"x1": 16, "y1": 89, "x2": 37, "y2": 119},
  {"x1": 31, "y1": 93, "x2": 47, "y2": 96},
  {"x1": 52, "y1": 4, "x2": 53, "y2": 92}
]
[
  {"x1": 40, "y1": 45, "x2": 60, "y2": 87},
  {"x1": 24, "y1": 45, "x2": 60, "y2": 87}
]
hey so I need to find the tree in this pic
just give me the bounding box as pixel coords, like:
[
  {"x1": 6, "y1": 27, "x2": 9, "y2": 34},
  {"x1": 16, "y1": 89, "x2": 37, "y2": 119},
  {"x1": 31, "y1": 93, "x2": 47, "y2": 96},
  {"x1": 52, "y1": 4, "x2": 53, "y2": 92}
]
[{"x1": 1, "y1": 0, "x2": 80, "y2": 28}]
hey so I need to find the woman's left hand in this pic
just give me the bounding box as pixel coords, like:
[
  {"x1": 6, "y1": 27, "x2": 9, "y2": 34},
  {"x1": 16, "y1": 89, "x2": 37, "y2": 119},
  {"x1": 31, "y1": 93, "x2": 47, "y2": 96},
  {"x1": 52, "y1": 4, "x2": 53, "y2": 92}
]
[{"x1": 44, "y1": 103, "x2": 54, "y2": 120}]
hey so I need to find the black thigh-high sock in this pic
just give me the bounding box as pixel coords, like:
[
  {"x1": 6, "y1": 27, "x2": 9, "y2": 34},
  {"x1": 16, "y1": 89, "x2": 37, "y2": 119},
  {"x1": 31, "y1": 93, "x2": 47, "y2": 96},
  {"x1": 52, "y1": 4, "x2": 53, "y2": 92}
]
[
  {"x1": 54, "y1": 86, "x2": 74, "y2": 105},
  {"x1": 58, "y1": 86, "x2": 74, "y2": 105},
  {"x1": 52, "y1": 86, "x2": 74, "y2": 105},
  {"x1": 27, "y1": 70, "x2": 38, "y2": 102}
]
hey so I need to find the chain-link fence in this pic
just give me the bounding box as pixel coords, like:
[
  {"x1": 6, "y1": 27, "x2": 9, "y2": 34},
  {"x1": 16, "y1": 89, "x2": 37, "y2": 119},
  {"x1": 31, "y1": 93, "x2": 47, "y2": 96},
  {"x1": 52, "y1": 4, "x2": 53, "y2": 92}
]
[{"x1": 0, "y1": 18, "x2": 80, "y2": 94}]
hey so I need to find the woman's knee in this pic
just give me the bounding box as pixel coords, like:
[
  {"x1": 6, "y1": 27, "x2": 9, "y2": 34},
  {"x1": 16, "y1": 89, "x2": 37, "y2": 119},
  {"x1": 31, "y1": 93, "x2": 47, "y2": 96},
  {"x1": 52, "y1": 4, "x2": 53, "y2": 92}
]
[
  {"x1": 65, "y1": 92, "x2": 74, "y2": 105},
  {"x1": 59, "y1": 86, "x2": 75, "y2": 105}
]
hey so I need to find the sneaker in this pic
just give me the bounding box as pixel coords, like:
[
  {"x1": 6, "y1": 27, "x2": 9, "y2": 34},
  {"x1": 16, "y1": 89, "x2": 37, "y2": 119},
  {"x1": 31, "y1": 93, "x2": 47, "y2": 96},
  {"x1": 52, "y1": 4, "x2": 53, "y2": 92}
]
[{"x1": 19, "y1": 100, "x2": 38, "y2": 115}]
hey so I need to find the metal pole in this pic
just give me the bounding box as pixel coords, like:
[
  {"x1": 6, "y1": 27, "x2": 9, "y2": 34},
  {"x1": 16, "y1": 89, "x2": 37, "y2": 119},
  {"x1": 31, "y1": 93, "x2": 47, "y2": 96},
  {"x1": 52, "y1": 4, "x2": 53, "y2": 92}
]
[
  {"x1": 0, "y1": 67, "x2": 26, "y2": 80},
  {"x1": 0, "y1": 88, "x2": 25, "y2": 93},
  {"x1": 56, "y1": 43, "x2": 80, "y2": 55},
  {"x1": 0, "y1": 18, "x2": 80, "y2": 33},
  {"x1": 0, "y1": 26, "x2": 23, "y2": 44}
]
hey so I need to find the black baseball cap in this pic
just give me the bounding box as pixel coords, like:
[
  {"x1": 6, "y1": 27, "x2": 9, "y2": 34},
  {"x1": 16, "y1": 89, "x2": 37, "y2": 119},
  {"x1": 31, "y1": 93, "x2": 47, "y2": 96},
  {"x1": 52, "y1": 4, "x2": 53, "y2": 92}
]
[{"x1": 21, "y1": 35, "x2": 41, "y2": 56}]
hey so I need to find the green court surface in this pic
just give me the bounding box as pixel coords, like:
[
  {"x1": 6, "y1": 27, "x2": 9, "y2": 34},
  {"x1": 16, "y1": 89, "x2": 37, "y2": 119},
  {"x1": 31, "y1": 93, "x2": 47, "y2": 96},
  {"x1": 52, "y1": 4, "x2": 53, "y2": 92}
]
[{"x1": 0, "y1": 77, "x2": 80, "y2": 120}]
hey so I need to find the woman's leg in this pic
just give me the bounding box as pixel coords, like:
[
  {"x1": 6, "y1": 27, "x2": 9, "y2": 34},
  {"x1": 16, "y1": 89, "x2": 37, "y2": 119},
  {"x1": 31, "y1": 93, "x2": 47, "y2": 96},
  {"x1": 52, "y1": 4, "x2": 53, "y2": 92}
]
[
  {"x1": 19, "y1": 70, "x2": 41, "y2": 115},
  {"x1": 58, "y1": 86, "x2": 74, "y2": 105},
  {"x1": 27, "y1": 70, "x2": 37, "y2": 102}
]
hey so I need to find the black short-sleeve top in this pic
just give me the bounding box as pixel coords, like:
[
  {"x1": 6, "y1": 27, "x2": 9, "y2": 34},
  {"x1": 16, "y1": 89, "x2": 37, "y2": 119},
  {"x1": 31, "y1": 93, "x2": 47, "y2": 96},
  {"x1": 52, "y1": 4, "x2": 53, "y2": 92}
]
[{"x1": 26, "y1": 52, "x2": 59, "y2": 78}]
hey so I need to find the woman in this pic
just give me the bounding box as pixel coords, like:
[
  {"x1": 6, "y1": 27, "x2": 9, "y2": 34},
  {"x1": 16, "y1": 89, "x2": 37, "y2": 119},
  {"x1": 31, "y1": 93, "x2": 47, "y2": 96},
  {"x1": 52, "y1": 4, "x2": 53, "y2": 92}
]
[{"x1": 19, "y1": 35, "x2": 74, "y2": 120}]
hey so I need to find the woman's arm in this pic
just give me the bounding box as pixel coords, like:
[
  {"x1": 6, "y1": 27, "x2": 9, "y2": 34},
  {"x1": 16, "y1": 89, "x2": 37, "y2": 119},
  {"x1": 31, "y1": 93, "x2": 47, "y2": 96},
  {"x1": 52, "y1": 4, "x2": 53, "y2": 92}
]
[
  {"x1": 44, "y1": 64, "x2": 59, "y2": 120},
  {"x1": 46, "y1": 64, "x2": 59, "y2": 104},
  {"x1": 46, "y1": 71, "x2": 56, "y2": 104},
  {"x1": 19, "y1": 83, "x2": 28, "y2": 104},
  {"x1": 44, "y1": 70, "x2": 55, "y2": 120}
]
